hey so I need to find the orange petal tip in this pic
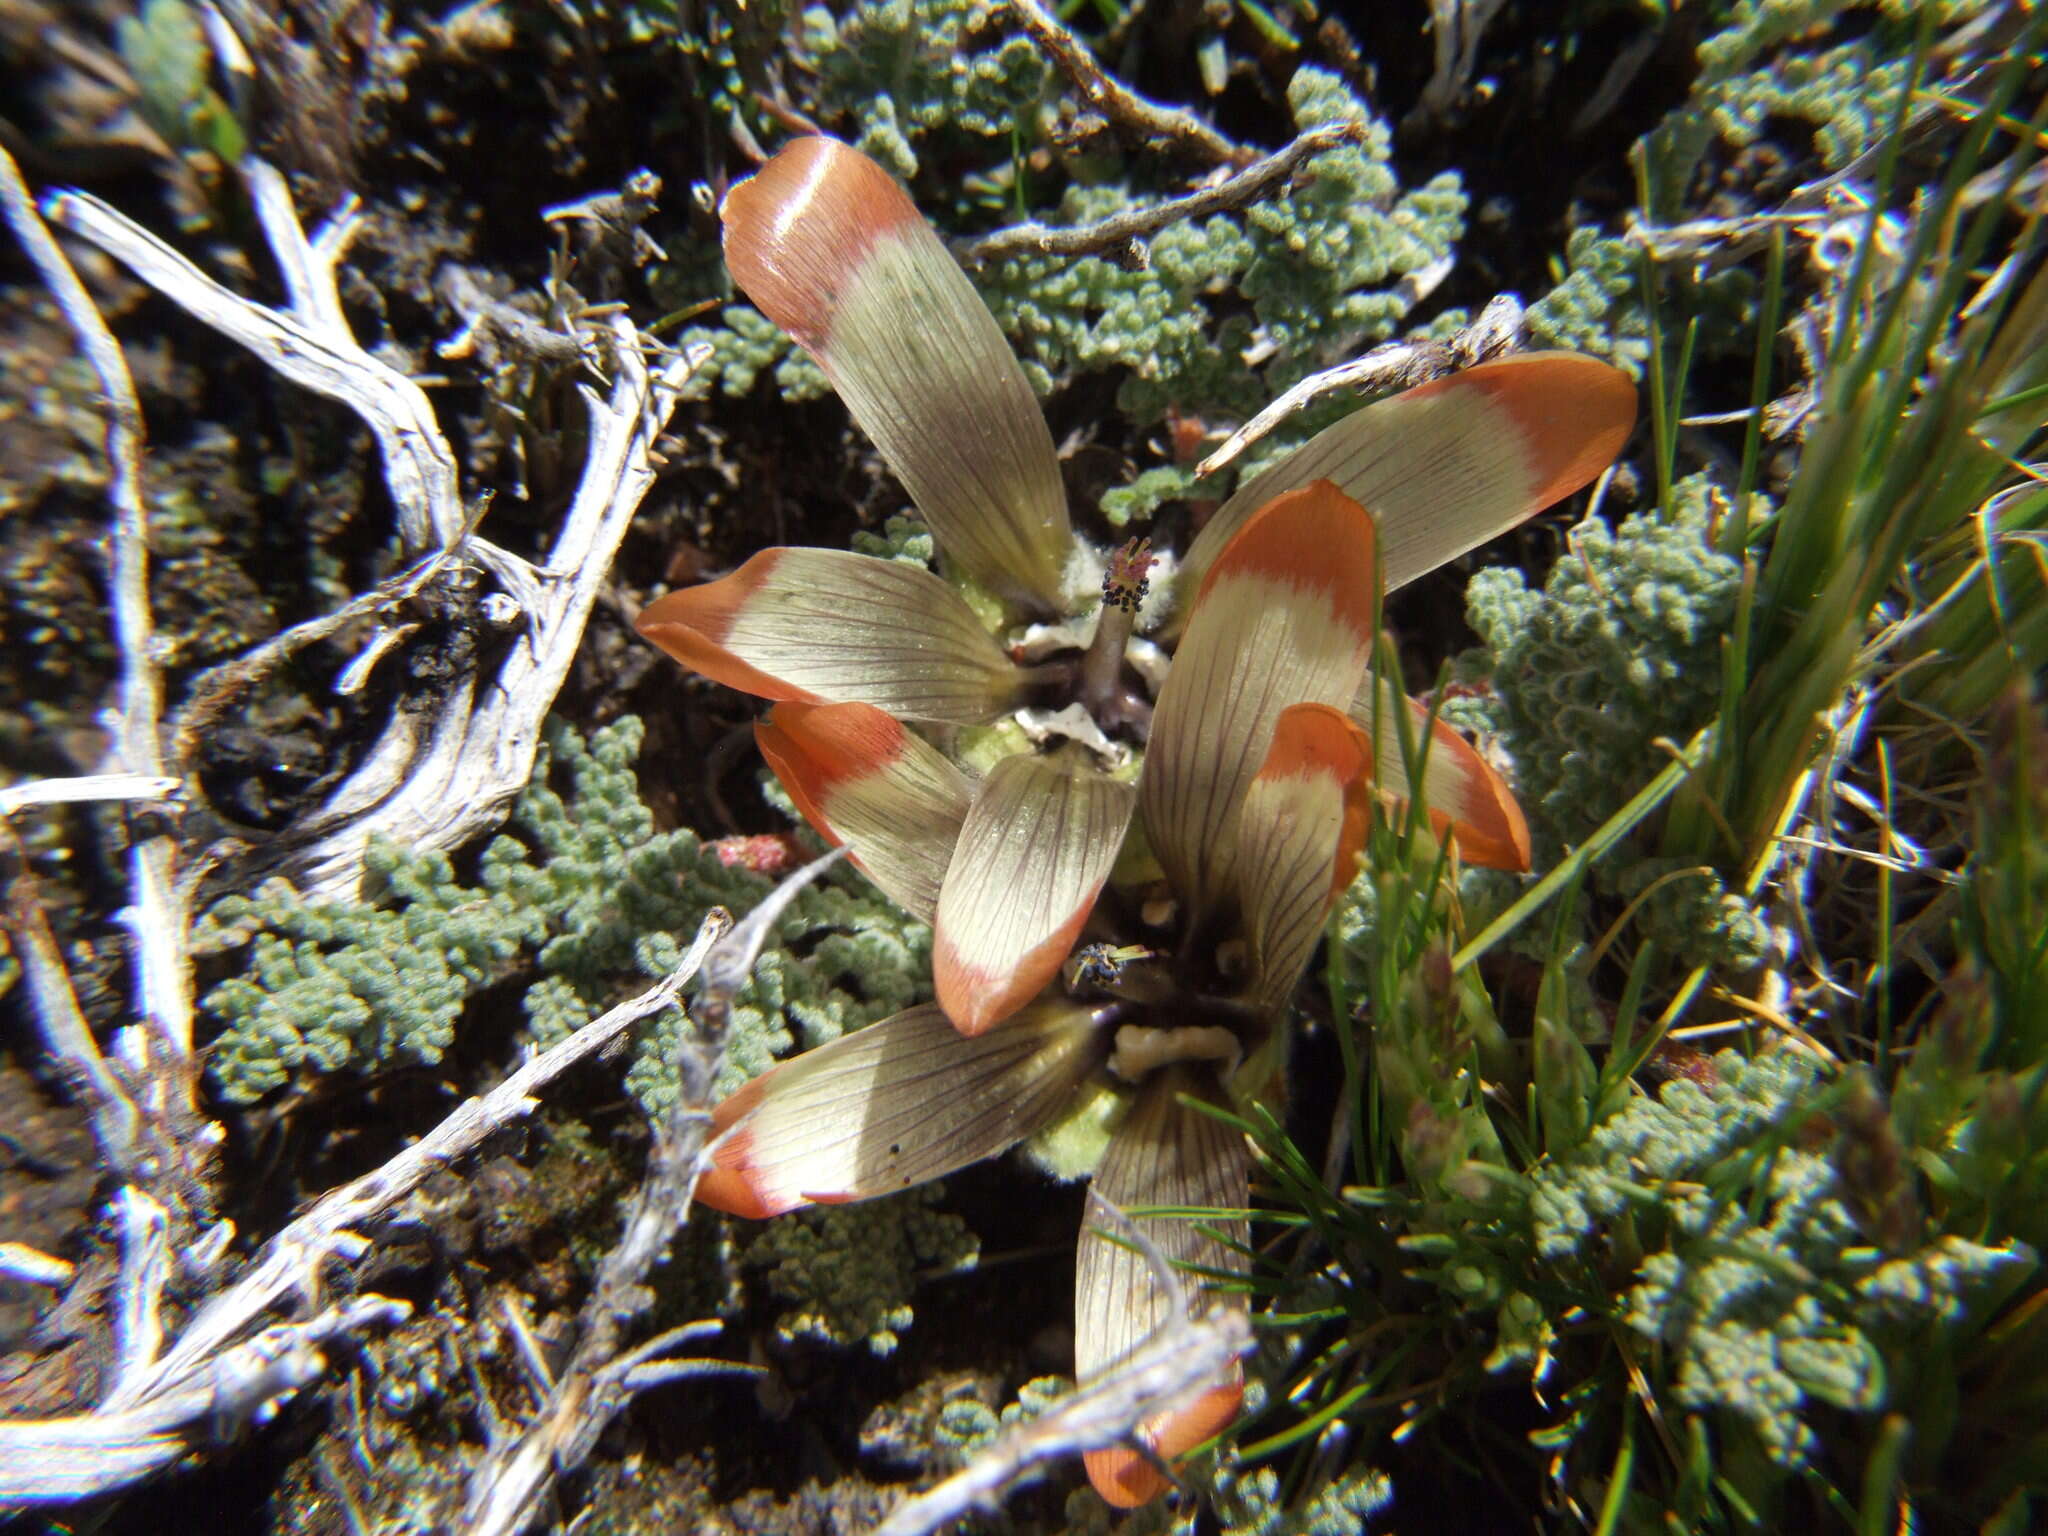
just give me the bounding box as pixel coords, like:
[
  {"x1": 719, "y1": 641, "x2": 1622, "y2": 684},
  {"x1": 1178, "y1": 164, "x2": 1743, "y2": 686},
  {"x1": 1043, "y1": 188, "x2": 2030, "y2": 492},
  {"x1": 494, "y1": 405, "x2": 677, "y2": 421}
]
[
  {"x1": 934, "y1": 920, "x2": 1083, "y2": 1038},
  {"x1": 1430, "y1": 352, "x2": 1637, "y2": 512},
  {"x1": 721, "y1": 137, "x2": 924, "y2": 352},
  {"x1": 1193, "y1": 479, "x2": 1379, "y2": 639},
  {"x1": 1439, "y1": 770, "x2": 1533, "y2": 873},
  {"x1": 757, "y1": 700, "x2": 910, "y2": 788},
  {"x1": 1083, "y1": 1376, "x2": 1244, "y2": 1507},
  {"x1": 637, "y1": 551, "x2": 826, "y2": 704},
  {"x1": 1257, "y1": 701, "x2": 1373, "y2": 786},
  {"x1": 693, "y1": 1131, "x2": 786, "y2": 1221}
]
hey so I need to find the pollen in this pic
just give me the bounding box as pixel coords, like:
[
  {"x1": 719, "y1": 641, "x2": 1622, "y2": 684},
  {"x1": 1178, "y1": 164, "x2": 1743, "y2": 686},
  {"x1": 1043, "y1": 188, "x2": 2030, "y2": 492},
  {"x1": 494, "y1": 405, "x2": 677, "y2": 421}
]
[{"x1": 1101, "y1": 537, "x2": 1156, "y2": 614}]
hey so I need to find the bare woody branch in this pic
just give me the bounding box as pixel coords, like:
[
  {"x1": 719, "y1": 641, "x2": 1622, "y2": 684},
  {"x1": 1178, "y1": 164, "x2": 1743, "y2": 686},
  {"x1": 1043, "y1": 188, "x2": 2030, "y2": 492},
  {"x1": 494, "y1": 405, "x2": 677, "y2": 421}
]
[
  {"x1": 0, "y1": 846, "x2": 143, "y2": 1172},
  {"x1": 0, "y1": 774, "x2": 180, "y2": 815},
  {"x1": 871, "y1": 1192, "x2": 1255, "y2": 1536},
  {"x1": 47, "y1": 166, "x2": 703, "y2": 901},
  {"x1": 0, "y1": 152, "x2": 159, "y2": 783},
  {"x1": 1007, "y1": 0, "x2": 1249, "y2": 167},
  {"x1": 45, "y1": 167, "x2": 470, "y2": 565},
  {"x1": 0, "y1": 1296, "x2": 412, "y2": 1501},
  {"x1": 104, "y1": 912, "x2": 732, "y2": 1417},
  {"x1": 958, "y1": 121, "x2": 1366, "y2": 269},
  {"x1": 0, "y1": 914, "x2": 735, "y2": 1508},
  {"x1": 0, "y1": 142, "x2": 204, "y2": 1185},
  {"x1": 458, "y1": 851, "x2": 845, "y2": 1536},
  {"x1": 1197, "y1": 293, "x2": 1529, "y2": 480}
]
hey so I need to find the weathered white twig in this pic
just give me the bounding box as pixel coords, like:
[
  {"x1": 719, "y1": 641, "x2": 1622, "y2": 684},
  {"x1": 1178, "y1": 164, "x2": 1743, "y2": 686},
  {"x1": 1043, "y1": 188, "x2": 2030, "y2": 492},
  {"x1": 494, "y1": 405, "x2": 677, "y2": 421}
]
[
  {"x1": 1, "y1": 850, "x2": 143, "y2": 1172},
  {"x1": 0, "y1": 154, "x2": 160, "y2": 786},
  {"x1": 958, "y1": 122, "x2": 1365, "y2": 268},
  {"x1": 103, "y1": 911, "x2": 730, "y2": 1418},
  {"x1": 0, "y1": 1243, "x2": 77, "y2": 1288},
  {"x1": 871, "y1": 1192, "x2": 1255, "y2": 1536},
  {"x1": 458, "y1": 855, "x2": 842, "y2": 1536},
  {"x1": 0, "y1": 774, "x2": 181, "y2": 815},
  {"x1": 111, "y1": 1188, "x2": 171, "y2": 1398},
  {"x1": 2, "y1": 142, "x2": 726, "y2": 1513},
  {"x1": 602, "y1": 1319, "x2": 754, "y2": 1395},
  {"x1": 45, "y1": 172, "x2": 467, "y2": 563},
  {"x1": 697, "y1": 845, "x2": 848, "y2": 1010},
  {"x1": 0, "y1": 143, "x2": 201, "y2": 1186},
  {"x1": 272, "y1": 319, "x2": 702, "y2": 899},
  {"x1": 0, "y1": 917, "x2": 730, "y2": 1508},
  {"x1": 7, "y1": 158, "x2": 217, "y2": 1461},
  {"x1": 47, "y1": 166, "x2": 704, "y2": 900},
  {"x1": 1008, "y1": 0, "x2": 1247, "y2": 167},
  {"x1": 1407, "y1": 0, "x2": 1510, "y2": 131},
  {"x1": 1197, "y1": 293, "x2": 1527, "y2": 480},
  {"x1": 0, "y1": 1297, "x2": 410, "y2": 1501}
]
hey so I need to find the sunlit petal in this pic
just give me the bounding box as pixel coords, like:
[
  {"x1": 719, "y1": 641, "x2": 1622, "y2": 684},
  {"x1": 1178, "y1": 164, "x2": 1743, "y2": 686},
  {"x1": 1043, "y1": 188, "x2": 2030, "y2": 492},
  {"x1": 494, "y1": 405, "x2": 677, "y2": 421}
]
[
  {"x1": 935, "y1": 755, "x2": 1137, "y2": 1037},
  {"x1": 1075, "y1": 1069, "x2": 1250, "y2": 1507},
  {"x1": 754, "y1": 701, "x2": 972, "y2": 921},
  {"x1": 1142, "y1": 481, "x2": 1378, "y2": 918},
  {"x1": 1180, "y1": 352, "x2": 1637, "y2": 613},
  {"x1": 636, "y1": 547, "x2": 1023, "y2": 724},
  {"x1": 696, "y1": 999, "x2": 1108, "y2": 1220},
  {"x1": 1235, "y1": 703, "x2": 1375, "y2": 1009},
  {"x1": 1351, "y1": 674, "x2": 1532, "y2": 871},
  {"x1": 722, "y1": 137, "x2": 1072, "y2": 609}
]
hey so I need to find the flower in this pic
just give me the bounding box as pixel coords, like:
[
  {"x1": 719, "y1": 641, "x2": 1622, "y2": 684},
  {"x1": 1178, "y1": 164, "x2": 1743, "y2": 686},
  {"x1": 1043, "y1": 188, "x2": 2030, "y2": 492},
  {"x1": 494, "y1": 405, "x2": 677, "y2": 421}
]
[
  {"x1": 636, "y1": 136, "x2": 1635, "y2": 1505},
  {"x1": 639, "y1": 135, "x2": 1634, "y2": 1034}
]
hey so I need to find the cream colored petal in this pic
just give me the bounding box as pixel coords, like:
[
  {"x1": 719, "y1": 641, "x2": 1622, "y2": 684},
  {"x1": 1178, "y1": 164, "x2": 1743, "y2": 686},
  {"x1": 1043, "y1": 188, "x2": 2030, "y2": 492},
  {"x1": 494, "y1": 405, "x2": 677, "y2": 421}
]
[
  {"x1": 695, "y1": 999, "x2": 1108, "y2": 1220},
  {"x1": 722, "y1": 137, "x2": 1071, "y2": 609},
  {"x1": 637, "y1": 547, "x2": 1022, "y2": 725},
  {"x1": 1179, "y1": 352, "x2": 1637, "y2": 615},
  {"x1": 1141, "y1": 481, "x2": 1378, "y2": 919},
  {"x1": 1075, "y1": 1070, "x2": 1250, "y2": 1507},
  {"x1": 1235, "y1": 703, "x2": 1375, "y2": 1009},
  {"x1": 755, "y1": 701, "x2": 972, "y2": 921},
  {"x1": 934, "y1": 755, "x2": 1136, "y2": 1037}
]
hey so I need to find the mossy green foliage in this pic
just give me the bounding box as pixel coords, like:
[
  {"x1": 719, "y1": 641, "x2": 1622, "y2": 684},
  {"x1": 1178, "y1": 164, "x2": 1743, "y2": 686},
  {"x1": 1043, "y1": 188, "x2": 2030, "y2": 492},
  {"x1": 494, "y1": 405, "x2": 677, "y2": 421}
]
[
  {"x1": 1530, "y1": 0, "x2": 1990, "y2": 373},
  {"x1": 1454, "y1": 473, "x2": 1767, "y2": 971},
  {"x1": 742, "y1": 1186, "x2": 977, "y2": 1355},
  {"x1": 1296, "y1": 686, "x2": 2048, "y2": 1528},
  {"x1": 799, "y1": 0, "x2": 1053, "y2": 180},
  {"x1": 116, "y1": 0, "x2": 247, "y2": 168},
  {"x1": 1525, "y1": 225, "x2": 1652, "y2": 375},
  {"x1": 924, "y1": 1372, "x2": 1066, "y2": 1459},
  {"x1": 1648, "y1": 0, "x2": 1994, "y2": 216},
  {"x1": 1459, "y1": 479, "x2": 1742, "y2": 846},
  {"x1": 979, "y1": 64, "x2": 1466, "y2": 427},
  {"x1": 198, "y1": 716, "x2": 930, "y2": 1106},
  {"x1": 676, "y1": 4, "x2": 1469, "y2": 504},
  {"x1": 1509, "y1": 1049, "x2": 2031, "y2": 1507}
]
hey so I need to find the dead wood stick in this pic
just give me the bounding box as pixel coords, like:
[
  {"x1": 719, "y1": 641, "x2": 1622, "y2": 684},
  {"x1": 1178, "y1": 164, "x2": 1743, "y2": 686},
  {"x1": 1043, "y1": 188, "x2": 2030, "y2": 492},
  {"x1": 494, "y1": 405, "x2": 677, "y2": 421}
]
[
  {"x1": 1007, "y1": 0, "x2": 1248, "y2": 167},
  {"x1": 103, "y1": 910, "x2": 732, "y2": 1417},
  {"x1": 0, "y1": 142, "x2": 207, "y2": 1192},
  {"x1": 47, "y1": 167, "x2": 702, "y2": 901},
  {"x1": 959, "y1": 121, "x2": 1365, "y2": 269},
  {"x1": 457, "y1": 852, "x2": 843, "y2": 1536},
  {"x1": 1198, "y1": 293, "x2": 1528, "y2": 480},
  {"x1": 871, "y1": 1192, "x2": 1255, "y2": 1536}
]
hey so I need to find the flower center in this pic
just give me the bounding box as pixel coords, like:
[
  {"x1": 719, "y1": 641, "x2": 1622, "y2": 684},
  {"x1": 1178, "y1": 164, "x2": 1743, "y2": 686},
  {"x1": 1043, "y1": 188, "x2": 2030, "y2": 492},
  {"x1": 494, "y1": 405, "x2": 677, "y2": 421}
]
[{"x1": 1011, "y1": 537, "x2": 1163, "y2": 755}]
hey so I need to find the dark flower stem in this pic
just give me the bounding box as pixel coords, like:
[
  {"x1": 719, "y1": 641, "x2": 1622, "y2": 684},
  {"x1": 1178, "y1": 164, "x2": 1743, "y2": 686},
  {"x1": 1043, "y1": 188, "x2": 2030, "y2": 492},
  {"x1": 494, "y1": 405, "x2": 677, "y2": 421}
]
[{"x1": 1081, "y1": 538, "x2": 1155, "y2": 725}]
